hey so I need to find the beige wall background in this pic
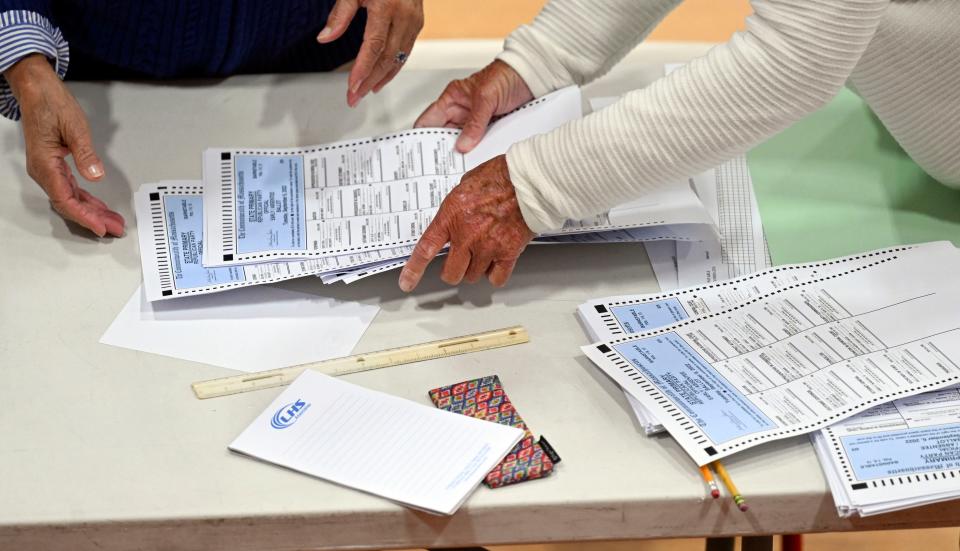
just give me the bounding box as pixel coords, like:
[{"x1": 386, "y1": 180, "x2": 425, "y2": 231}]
[{"x1": 421, "y1": 0, "x2": 752, "y2": 41}]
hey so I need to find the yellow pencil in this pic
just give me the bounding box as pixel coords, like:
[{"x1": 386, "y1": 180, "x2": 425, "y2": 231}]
[
  {"x1": 699, "y1": 465, "x2": 720, "y2": 499},
  {"x1": 712, "y1": 460, "x2": 748, "y2": 512}
]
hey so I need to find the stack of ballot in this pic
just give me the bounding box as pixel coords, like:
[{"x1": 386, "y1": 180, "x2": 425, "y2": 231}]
[
  {"x1": 134, "y1": 86, "x2": 720, "y2": 302},
  {"x1": 577, "y1": 241, "x2": 960, "y2": 516},
  {"x1": 812, "y1": 385, "x2": 960, "y2": 517}
]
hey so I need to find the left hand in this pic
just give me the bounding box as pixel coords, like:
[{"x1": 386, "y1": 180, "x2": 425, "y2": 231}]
[
  {"x1": 317, "y1": 0, "x2": 424, "y2": 107},
  {"x1": 398, "y1": 155, "x2": 535, "y2": 292}
]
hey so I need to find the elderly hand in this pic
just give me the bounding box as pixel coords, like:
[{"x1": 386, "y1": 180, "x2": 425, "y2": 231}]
[
  {"x1": 415, "y1": 60, "x2": 532, "y2": 153},
  {"x1": 5, "y1": 54, "x2": 124, "y2": 237},
  {"x1": 317, "y1": 0, "x2": 424, "y2": 107},
  {"x1": 398, "y1": 154, "x2": 534, "y2": 292}
]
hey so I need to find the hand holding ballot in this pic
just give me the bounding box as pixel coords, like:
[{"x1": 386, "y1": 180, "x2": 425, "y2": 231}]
[
  {"x1": 415, "y1": 60, "x2": 533, "y2": 153},
  {"x1": 399, "y1": 155, "x2": 535, "y2": 291}
]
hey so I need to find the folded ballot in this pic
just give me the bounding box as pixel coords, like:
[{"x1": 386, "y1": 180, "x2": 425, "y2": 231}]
[
  {"x1": 581, "y1": 242, "x2": 960, "y2": 465},
  {"x1": 229, "y1": 370, "x2": 523, "y2": 515}
]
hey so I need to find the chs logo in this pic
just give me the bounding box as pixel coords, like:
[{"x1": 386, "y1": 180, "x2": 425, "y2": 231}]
[{"x1": 270, "y1": 399, "x2": 311, "y2": 430}]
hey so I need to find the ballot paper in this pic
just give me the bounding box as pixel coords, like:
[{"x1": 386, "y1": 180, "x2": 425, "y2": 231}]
[
  {"x1": 582, "y1": 242, "x2": 960, "y2": 465},
  {"x1": 229, "y1": 370, "x2": 524, "y2": 515},
  {"x1": 201, "y1": 87, "x2": 714, "y2": 268},
  {"x1": 136, "y1": 180, "x2": 711, "y2": 296},
  {"x1": 813, "y1": 385, "x2": 960, "y2": 517},
  {"x1": 576, "y1": 243, "x2": 927, "y2": 342},
  {"x1": 100, "y1": 285, "x2": 379, "y2": 371},
  {"x1": 577, "y1": 243, "x2": 931, "y2": 434},
  {"x1": 135, "y1": 182, "x2": 415, "y2": 301}
]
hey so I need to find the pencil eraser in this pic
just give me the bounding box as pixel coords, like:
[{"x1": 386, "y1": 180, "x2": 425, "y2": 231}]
[
  {"x1": 739, "y1": 504, "x2": 749, "y2": 512},
  {"x1": 711, "y1": 490, "x2": 720, "y2": 499}
]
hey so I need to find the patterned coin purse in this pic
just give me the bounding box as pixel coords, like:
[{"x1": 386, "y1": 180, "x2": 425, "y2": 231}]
[{"x1": 429, "y1": 375, "x2": 559, "y2": 488}]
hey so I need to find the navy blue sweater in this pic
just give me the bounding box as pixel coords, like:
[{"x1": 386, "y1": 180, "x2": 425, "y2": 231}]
[{"x1": 1, "y1": 0, "x2": 365, "y2": 80}]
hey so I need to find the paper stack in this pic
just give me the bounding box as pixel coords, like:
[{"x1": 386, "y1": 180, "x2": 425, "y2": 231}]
[
  {"x1": 812, "y1": 385, "x2": 960, "y2": 517},
  {"x1": 588, "y1": 84, "x2": 771, "y2": 432},
  {"x1": 577, "y1": 241, "x2": 960, "y2": 515},
  {"x1": 133, "y1": 86, "x2": 719, "y2": 302},
  {"x1": 577, "y1": 242, "x2": 960, "y2": 463}
]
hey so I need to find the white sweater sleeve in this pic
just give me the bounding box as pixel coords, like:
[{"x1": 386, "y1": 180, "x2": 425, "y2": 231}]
[
  {"x1": 496, "y1": 0, "x2": 682, "y2": 98},
  {"x1": 502, "y1": 0, "x2": 890, "y2": 233}
]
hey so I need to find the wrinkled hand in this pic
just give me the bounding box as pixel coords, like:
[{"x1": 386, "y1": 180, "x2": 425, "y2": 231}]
[
  {"x1": 399, "y1": 155, "x2": 534, "y2": 292},
  {"x1": 317, "y1": 0, "x2": 424, "y2": 106},
  {"x1": 6, "y1": 54, "x2": 124, "y2": 237},
  {"x1": 415, "y1": 60, "x2": 532, "y2": 153}
]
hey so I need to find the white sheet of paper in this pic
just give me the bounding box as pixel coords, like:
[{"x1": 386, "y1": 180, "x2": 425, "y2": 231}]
[
  {"x1": 101, "y1": 285, "x2": 379, "y2": 372},
  {"x1": 644, "y1": 240, "x2": 679, "y2": 291},
  {"x1": 229, "y1": 370, "x2": 523, "y2": 515},
  {"x1": 677, "y1": 156, "x2": 770, "y2": 287},
  {"x1": 582, "y1": 242, "x2": 960, "y2": 464}
]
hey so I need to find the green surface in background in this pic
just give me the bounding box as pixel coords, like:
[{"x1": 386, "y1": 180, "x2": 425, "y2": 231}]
[{"x1": 748, "y1": 88, "x2": 960, "y2": 265}]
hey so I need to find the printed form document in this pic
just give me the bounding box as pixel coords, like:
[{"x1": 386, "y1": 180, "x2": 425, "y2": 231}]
[
  {"x1": 199, "y1": 87, "x2": 714, "y2": 268},
  {"x1": 582, "y1": 242, "x2": 960, "y2": 465},
  {"x1": 230, "y1": 370, "x2": 523, "y2": 515},
  {"x1": 136, "y1": 181, "x2": 415, "y2": 301},
  {"x1": 577, "y1": 243, "x2": 917, "y2": 434},
  {"x1": 135, "y1": 87, "x2": 719, "y2": 300},
  {"x1": 814, "y1": 384, "x2": 960, "y2": 517}
]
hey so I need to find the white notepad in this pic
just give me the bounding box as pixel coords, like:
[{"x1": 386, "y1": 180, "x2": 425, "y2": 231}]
[{"x1": 229, "y1": 371, "x2": 524, "y2": 515}]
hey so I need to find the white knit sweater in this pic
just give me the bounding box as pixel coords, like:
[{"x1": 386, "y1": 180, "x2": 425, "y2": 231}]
[{"x1": 497, "y1": 0, "x2": 960, "y2": 233}]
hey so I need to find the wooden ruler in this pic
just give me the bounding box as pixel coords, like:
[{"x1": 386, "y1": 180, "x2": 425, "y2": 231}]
[{"x1": 191, "y1": 325, "x2": 530, "y2": 399}]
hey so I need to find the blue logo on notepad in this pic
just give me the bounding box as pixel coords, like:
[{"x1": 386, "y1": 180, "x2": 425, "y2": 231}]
[{"x1": 270, "y1": 399, "x2": 311, "y2": 429}]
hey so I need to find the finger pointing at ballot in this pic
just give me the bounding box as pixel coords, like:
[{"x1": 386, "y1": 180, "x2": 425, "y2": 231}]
[
  {"x1": 398, "y1": 155, "x2": 535, "y2": 292},
  {"x1": 317, "y1": 0, "x2": 424, "y2": 107}
]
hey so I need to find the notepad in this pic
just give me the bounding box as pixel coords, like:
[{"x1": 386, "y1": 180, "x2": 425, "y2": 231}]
[{"x1": 229, "y1": 370, "x2": 524, "y2": 515}]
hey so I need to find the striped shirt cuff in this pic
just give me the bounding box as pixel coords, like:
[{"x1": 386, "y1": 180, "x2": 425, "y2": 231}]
[{"x1": 0, "y1": 10, "x2": 70, "y2": 121}]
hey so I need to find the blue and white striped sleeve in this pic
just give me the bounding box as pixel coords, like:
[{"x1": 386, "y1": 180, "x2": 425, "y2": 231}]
[{"x1": 0, "y1": 10, "x2": 69, "y2": 121}]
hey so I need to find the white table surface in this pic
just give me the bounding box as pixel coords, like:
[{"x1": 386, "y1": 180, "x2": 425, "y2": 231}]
[{"x1": 2, "y1": 41, "x2": 958, "y2": 551}]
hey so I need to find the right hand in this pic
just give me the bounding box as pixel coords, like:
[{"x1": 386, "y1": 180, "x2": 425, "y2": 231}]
[
  {"x1": 415, "y1": 60, "x2": 533, "y2": 153},
  {"x1": 5, "y1": 54, "x2": 124, "y2": 237}
]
